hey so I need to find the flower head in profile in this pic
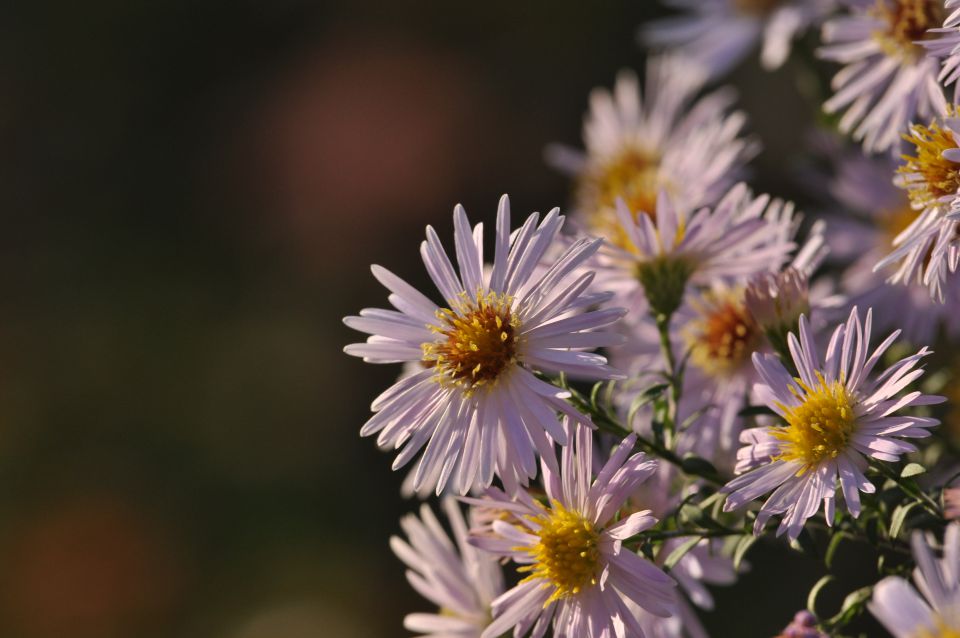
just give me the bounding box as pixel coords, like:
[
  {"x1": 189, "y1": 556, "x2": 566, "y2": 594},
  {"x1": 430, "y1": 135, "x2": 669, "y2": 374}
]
[
  {"x1": 593, "y1": 183, "x2": 799, "y2": 318},
  {"x1": 869, "y1": 522, "x2": 960, "y2": 636},
  {"x1": 745, "y1": 266, "x2": 815, "y2": 359},
  {"x1": 466, "y1": 422, "x2": 676, "y2": 638},
  {"x1": 876, "y1": 111, "x2": 960, "y2": 300},
  {"x1": 547, "y1": 56, "x2": 756, "y2": 252},
  {"x1": 344, "y1": 196, "x2": 625, "y2": 495},
  {"x1": 818, "y1": 0, "x2": 948, "y2": 153},
  {"x1": 391, "y1": 499, "x2": 504, "y2": 637},
  {"x1": 745, "y1": 267, "x2": 811, "y2": 338},
  {"x1": 641, "y1": 0, "x2": 834, "y2": 79},
  {"x1": 722, "y1": 307, "x2": 943, "y2": 540},
  {"x1": 923, "y1": 0, "x2": 960, "y2": 99},
  {"x1": 820, "y1": 144, "x2": 960, "y2": 339}
]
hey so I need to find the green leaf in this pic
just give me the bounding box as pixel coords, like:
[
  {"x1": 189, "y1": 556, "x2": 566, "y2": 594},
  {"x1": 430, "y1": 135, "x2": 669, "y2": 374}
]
[
  {"x1": 901, "y1": 463, "x2": 927, "y2": 479},
  {"x1": 679, "y1": 503, "x2": 705, "y2": 526},
  {"x1": 826, "y1": 586, "x2": 873, "y2": 627},
  {"x1": 664, "y1": 536, "x2": 703, "y2": 570},
  {"x1": 680, "y1": 454, "x2": 718, "y2": 477},
  {"x1": 825, "y1": 532, "x2": 849, "y2": 570},
  {"x1": 626, "y1": 383, "x2": 669, "y2": 426},
  {"x1": 889, "y1": 501, "x2": 920, "y2": 539},
  {"x1": 807, "y1": 575, "x2": 835, "y2": 616},
  {"x1": 733, "y1": 535, "x2": 756, "y2": 572},
  {"x1": 589, "y1": 381, "x2": 605, "y2": 411}
]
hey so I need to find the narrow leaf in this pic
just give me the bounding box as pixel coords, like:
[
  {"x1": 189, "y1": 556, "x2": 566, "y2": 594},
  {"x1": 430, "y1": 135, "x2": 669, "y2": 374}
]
[
  {"x1": 733, "y1": 535, "x2": 756, "y2": 572},
  {"x1": 889, "y1": 501, "x2": 920, "y2": 539},
  {"x1": 664, "y1": 536, "x2": 703, "y2": 570},
  {"x1": 901, "y1": 463, "x2": 926, "y2": 479},
  {"x1": 825, "y1": 532, "x2": 848, "y2": 570},
  {"x1": 806, "y1": 575, "x2": 834, "y2": 616}
]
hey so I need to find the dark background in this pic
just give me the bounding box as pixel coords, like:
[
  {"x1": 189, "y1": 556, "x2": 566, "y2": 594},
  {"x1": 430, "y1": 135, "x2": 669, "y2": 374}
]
[{"x1": 0, "y1": 2, "x2": 876, "y2": 636}]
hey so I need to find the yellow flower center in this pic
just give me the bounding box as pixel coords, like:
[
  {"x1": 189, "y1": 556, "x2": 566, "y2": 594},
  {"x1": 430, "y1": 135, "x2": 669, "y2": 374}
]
[
  {"x1": 913, "y1": 619, "x2": 960, "y2": 638},
  {"x1": 900, "y1": 118, "x2": 960, "y2": 209},
  {"x1": 518, "y1": 501, "x2": 601, "y2": 604},
  {"x1": 577, "y1": 146, "x2": 664, "y2": 252},
  {"x1": 773, "y1": 374, "x2": 858, "y2": 468},
  {"x1": 686, "y1": 290, "x2": 761, "y2": 377},
  {"x1": 422, "y1": 292, "x2": 519, "y2": 392},
  {"x1": 873, "y1": 0, "x2": 945, "y2": 59},
  {"x1": 733, "y1": 0, "x2": 783, "y2": 16}
]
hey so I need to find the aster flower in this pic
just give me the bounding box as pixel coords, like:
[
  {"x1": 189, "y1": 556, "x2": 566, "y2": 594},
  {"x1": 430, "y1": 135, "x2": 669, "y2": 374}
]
[
  {"x1": 641, "y1": 0, "x2": 835, "y2": 79},
  {"x1": 722, "y1": 306, "x2": 943, "y2": 540},
  {"x1": 592, "y1": 183, "x2": 799, "y2": 319},
  {"x1": 546, "y1": 56, "x2": 756, "y2": 255},
  {"x1": 820, "y1": 144, "x2": 960, "y2": 340},
  {"x1": 818, "y1": 0, "x2": 948, "y2": 154},
  {"x1": 343, "y1": 196, "x2": 625, "y2": 495},
  {"x1": 869, "y1": 523, "x2": 960, "y2": 636},
  {"x1": 466, "y1": 422, "x2": 676, "y2": 638},
  {"x1": 609, "y1": 210, "x2": 827, "y2": 469},
  {"x1": 745, "y1": 267, "x2": 812, "y2": 345},
  {"x1": 391, "y1": 499, "x2": 504, "y2": 637},
  {"x1": 923, "y1": 0, "x2": 960, "y2": 99},
  {"x1": 875, "y1": 111, "x2": 960, "y2": 300}
]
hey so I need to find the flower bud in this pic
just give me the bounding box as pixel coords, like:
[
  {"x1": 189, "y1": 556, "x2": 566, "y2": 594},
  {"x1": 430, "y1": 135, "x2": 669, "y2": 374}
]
[
  {"x1": 775, "y1": 610, "x2": 828, "y2": 638},
  {"x1": 744, "y1": 267, "x2": 810, "y2": 360}
]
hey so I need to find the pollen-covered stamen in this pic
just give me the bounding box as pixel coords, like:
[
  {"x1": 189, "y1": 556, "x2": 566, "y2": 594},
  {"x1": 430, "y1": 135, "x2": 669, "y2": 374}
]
[
  {"x1": 873, "y1": 0, "x2": 945, "y2": 59},
  {"x1": 774, "y1": 373, "x2": 858, "y2": 469},
  {"x1": 687, "y1": 291, "x2": 761, "y2": 377},
  {"x1": 422, "y1": 292, "x2": 519, "y2": 390},
  {"x1": 518, "y1": 501, "x2": 601, "y2": 604},
  {"x1": 899, "y1": 119, "x2": 960, "y2": 209}
]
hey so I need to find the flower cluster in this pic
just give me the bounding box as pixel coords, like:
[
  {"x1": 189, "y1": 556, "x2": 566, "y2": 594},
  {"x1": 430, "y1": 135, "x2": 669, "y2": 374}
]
[{"x1": 341, "y1": 2, "x2": 960, "y2": 636}]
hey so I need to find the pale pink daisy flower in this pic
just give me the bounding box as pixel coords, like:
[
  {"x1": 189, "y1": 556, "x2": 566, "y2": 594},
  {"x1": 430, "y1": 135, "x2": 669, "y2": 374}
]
[
  {"x1": 344, "y1": 196, "x2": 625, "y2": 495},
  {"x1": 592, "y1": 183, "x2": 800, "y2": 319},
  {"x1": 465, "y1": 422, "x2": 676, "y2": 638},
  {"x1": 822, "y1": 147, "x2": 960, "y2": 339},
  {"x1": 818, "y1": 0, "x2": 948, "y2": 153},
  {"x1": 745, "y1": 267, "x2": 813, "y2": 341},
  {"x1": 391, "y1": 499, "x2": 504, "y2": 637},
  {"x1": 546, "y1": 56, "x2": 756, "y2": 254},
  {"x1": 722, "y1": 307, "x2": 943, "y2": 540},
  {"x1": 923, "y1": 0, "x2": 960, "y2": 99},
  {"x1": 609, "y1": 221, "x2": 828, "y2": 470},
  {"x1": 875, "y1": 112, "x2": 960, "y2": 301},
  {"x1": 641, "y1": 0, "x2": 835, "y2": 79},
  {"x1": 869, "y1": 523, "x2": 960, "y2": 636}
]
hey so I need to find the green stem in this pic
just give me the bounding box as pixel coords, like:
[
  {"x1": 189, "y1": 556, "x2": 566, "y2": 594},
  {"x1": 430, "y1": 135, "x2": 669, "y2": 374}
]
[
  {"x1": 590, "y1": 408, "x2": 724, "y2": 486},
  {"x1": 627, "y1": 528, "x2": 741, "y2": 543},
  {"x1": 654, "y1": 311, "x2": 680, "y2": 449}
]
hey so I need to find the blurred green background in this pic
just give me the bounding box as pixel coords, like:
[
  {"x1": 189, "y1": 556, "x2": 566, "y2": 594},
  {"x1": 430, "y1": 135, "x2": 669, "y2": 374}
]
[{"x1": 0, "y1": 2, "x2": 879, "y2": 637}]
